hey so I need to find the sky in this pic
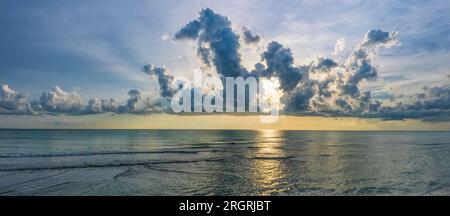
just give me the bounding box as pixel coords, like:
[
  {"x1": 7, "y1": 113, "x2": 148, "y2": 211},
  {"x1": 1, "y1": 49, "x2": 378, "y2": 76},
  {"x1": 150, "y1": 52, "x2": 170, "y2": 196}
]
[{"x1": 0, "y1": 0, "x2": 449, "y2": 129}]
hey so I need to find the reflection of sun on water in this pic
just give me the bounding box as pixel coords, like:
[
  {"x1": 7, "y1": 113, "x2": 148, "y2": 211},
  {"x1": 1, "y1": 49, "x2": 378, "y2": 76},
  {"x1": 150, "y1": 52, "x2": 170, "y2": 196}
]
[{"x1": 251, "y1": 130, "x2": 288, "y2": 195}]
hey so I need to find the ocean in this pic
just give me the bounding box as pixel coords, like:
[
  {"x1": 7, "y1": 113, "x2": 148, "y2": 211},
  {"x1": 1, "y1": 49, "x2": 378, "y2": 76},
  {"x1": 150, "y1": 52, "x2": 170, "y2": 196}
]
[{"x1": 0, "y1": 129, "x2": 449, "y2": 195}]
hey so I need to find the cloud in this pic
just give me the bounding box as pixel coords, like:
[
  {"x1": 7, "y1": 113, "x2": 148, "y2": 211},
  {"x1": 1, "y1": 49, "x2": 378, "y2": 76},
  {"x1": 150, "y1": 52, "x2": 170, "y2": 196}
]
[
  {"x1": 242, "y1": 27, "x2": 261, "y2": 44},
  {"x1": 174, "y1": 19, "x2": 202, "y2": 40},
  {"x1": 1, "y1": 8, "x2": 449, "y2": 121},
  {"x1": 171, "y1": 9, "x2": 401, "y2": 116},
  {"x1": 381, "y1": 79, "x2": 450, "y2": 120},
  {"x1": 142, "y1": 63, "x2": 176, "y2": 98},
  {"x1": 341, "y1": 29, "x2": 399, "y2": 96},
  {"x1": 125, "y1": 89, "x2": 141, "y2": 112},
  {"x1": 121, "y1": 89, "x2": 169, "y2": 114},
  {"x1": 252, "y1": 28, "x2": 397, "y2": 116},
  {"x1": 92, "y1": 89, "x2": 168, "y2": 114},
  {"x1": 259, "y1": 41, "x2": 305, "y2": 91},
  {"x1": 283, "y1": 29, "x2": 398, "y2": 114},
  {"x1": 161, "y1": 33, "x2": 170, "y2": 41},
  {"x1": 0, "y1": 84, "x2": 32, "y2": 114},
  {"x1": 33, "y1": 86, "x2": 84, "y2": 114},
  {"x1": 85, "y1": 98, "x2": 118, "y2": 114},
  {"x1": 170, "y1": 9, "x2": 449, "y2": 120},
  {"x1": 0, "y1": 83, "x2": 185, "y2": 115},
  {"x1": 174, "y1": 8, "x2": 246, "y2": 78},
  {"x1": 333, "y1": 37, "x2": 346, "y2": 55}
]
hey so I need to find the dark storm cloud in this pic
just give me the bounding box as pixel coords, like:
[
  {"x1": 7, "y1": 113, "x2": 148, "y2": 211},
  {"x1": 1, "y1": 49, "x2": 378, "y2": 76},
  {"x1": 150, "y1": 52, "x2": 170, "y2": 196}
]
[
  {"x1": 142, "y1": 63, "x2": 176, "y2": 98},
  {"x1": 242, "y1": 27, "x2": 261, "y2": 44},
  {"x1": 260, "y1": 41, "x2": 305, "y2": 91},
  {"x1": 174, "y1": 19, "x2": 202, "y2": 40},
  {"x1": 282, "y1": 81, "x2": 315, "y2": 112},
  {"x1": 122, "y1": 89, "x2": 142, "y2": 112},
  {"x1": 174, "y1": 8, "x2": 246, "y2": 77}
]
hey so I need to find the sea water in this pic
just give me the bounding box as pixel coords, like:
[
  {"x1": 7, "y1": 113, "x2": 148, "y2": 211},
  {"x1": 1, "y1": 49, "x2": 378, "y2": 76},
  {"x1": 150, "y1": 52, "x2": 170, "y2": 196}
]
[{"x1": 0, "y1": 129, "x2": 449, "y2": 195}]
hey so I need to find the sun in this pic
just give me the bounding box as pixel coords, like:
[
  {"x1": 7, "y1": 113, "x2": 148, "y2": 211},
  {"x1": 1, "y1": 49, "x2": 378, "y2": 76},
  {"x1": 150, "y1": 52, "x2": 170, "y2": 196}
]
[{"x1": 259, "y1": 77, "x2": 282, "y2": 112}]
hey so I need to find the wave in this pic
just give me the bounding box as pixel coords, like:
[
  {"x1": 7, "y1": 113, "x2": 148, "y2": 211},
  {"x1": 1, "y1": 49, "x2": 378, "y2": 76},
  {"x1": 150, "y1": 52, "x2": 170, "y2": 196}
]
[
  {"x1": 420, "y1": 143, "x2": 445, "y2": 146},
  {"x1": 0, "y1": 158, "x2": 225, "y2": 172},
  {"x1": 249, "y1": 155, "x2": 294, "y2": 160},
  {"x1": 0, "y1": 149, "x2": 200, "y2": 158}
]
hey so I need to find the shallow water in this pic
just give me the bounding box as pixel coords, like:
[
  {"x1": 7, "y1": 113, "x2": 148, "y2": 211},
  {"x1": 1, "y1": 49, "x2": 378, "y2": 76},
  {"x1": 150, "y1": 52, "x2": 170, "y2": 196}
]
[{"x1": 0, "y1": 129, "x2": 449, "y2": 195}]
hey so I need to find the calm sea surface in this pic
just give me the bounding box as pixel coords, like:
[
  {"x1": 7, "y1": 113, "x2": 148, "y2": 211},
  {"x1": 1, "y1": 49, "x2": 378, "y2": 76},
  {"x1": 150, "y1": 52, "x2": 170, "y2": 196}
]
[{"x1": 0, "y1": 129, "x2": 449, "y2": 195}]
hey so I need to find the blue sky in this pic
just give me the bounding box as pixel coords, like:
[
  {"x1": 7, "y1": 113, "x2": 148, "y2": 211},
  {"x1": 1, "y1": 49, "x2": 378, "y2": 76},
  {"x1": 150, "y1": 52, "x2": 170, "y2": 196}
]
[{"x1": 1, "y1": 0, "x2": 450, "y2": 126}]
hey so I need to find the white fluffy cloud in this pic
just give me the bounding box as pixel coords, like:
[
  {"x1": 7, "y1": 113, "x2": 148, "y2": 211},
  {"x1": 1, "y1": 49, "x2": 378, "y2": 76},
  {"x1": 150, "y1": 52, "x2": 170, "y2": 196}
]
[
  {"x1": 0, "y1": 84, "x2": 31, "y2": 114},
  {"x1": 28, "y1": 86, "x2": 167, "y2": 115},
  {"x1": 33, "y1": 86, "x2": 84, "y2": 114},
  {"x1": 333, "y1": 37, "x2": 346, "y2": 55}
]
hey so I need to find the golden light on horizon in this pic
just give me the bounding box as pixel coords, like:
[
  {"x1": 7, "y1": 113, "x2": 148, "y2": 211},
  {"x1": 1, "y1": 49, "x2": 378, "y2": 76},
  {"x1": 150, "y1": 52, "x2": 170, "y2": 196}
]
[{"x1": 1, "y1": 114, "x2": 450, "y2": 131}]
